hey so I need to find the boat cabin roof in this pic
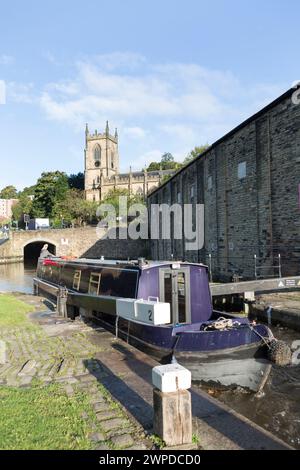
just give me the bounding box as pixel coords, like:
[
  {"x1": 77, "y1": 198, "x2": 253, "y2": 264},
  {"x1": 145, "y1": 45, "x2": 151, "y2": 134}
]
[{"x1": 41, "y1": 257, "x2": 208, "y2": 271}]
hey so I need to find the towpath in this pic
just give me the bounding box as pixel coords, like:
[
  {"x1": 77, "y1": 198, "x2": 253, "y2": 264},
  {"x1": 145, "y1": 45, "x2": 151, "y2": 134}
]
[{"x1": 0, "y1": 293, "x2": 292, "y2": 450}]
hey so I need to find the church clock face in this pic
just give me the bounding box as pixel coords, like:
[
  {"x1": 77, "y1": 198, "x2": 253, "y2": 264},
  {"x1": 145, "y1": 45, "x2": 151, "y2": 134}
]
[{"x1": 95, "y1": 160, "x2": 100, "y2": 167}]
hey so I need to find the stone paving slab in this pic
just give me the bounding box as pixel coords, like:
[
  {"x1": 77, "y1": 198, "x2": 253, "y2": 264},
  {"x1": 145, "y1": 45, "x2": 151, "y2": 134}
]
[{"x1": 111, "y1": 434, "x2": 134, "y2": 448}]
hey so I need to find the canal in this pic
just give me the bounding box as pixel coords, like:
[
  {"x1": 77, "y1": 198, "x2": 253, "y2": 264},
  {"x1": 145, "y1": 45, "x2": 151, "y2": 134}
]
[
  {"x1": 0, "y1": 264, "x2": 300, "y2": 448},
  {"x1": 197, "y1": 324, "x2": 300, "y2": 449},
  {"x1": 0, "y1": 263, "x2": 36, "y2": 294}
]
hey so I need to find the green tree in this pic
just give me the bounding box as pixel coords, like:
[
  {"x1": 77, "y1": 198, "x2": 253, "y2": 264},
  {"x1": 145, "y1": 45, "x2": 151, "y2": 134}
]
[
  {"x1": 31, "y1": 171, "x2": 69, "y2": 218},
  {"x1": 0, "y1": 185, "x2": 18, "y2": 199},
  {"x1": 21, "y1": 185, "x2": 36, "y2": 197},
  {"x1": 68, "y1": 172, "x2": 84, "y2": 190},
  {"x1": 147, "y1": 162, "x2": 160, "y2": 171},
  {"x1": 147, "y1": 152, "x2": 181, "y2": 172},
  {"x1": 11, "y1": 184, "x2": 36, "y2": 226},
  {"x1": 184, "y1": 145, "x2": 209, "y2": 165},
  {"x1": 53, "y1": 189, "x2": 97, "y2": 227},
  {"x1": 11, "y1": 194, "x2": 33, "y2": 224},
  {"x1": 101, "y1": 188, "x2": 145, "y2": 219},
  {"x1": 160, "y1": 174, "x2": 172, "y2": 185},
  {"x1": 161, "y1": 152, "x2": 174, "y2": 163}
]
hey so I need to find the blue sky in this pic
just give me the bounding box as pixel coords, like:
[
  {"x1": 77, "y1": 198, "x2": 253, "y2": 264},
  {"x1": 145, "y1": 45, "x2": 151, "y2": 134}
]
[{"x1": 0, "y1": 0, "x2": 299, "y2": 190}]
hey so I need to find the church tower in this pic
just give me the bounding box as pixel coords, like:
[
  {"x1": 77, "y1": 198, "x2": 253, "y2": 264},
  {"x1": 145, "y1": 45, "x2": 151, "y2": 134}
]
[{"x1": 84, "y1": 122, "x2": 119, "y2": 201}]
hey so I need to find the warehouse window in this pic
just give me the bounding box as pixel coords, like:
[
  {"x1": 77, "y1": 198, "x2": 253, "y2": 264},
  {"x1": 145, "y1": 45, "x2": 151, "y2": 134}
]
[
  {"x1": 207, "y1": 176, "x2": 212, "y2": 190},
  {"x1": 238, "y1": 161, "x2": 247, "y2": 180}
]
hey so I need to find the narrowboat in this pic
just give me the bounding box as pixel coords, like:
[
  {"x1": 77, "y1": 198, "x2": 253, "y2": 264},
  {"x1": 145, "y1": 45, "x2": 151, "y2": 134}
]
[{"x1": 33, "y1": 257, "x2": 274, "y2": 391}]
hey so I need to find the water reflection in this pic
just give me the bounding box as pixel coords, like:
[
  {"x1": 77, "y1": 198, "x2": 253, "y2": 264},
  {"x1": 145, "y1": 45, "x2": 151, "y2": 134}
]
[{"x1": 0, "y1": 263, "x2": 36, "y2": 293}]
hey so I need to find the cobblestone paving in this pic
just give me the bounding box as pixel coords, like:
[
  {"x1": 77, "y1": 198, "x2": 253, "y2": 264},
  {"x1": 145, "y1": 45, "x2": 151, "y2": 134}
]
[{"x1": 0, "y1": 295, "x2": 151, "y2": 450}]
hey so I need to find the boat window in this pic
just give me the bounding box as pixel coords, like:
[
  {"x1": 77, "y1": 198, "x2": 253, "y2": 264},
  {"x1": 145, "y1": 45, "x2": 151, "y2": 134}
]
[
  {"x1": 163, "y1": 272, "x2": 173, "y2": 323},
  {"x1": 51, "y1": 266, "x2": 60, "y2": 284},
  {"x1": 61, "y1": 266, "x2": 75, "y2": 288},
  {"x1": 100, "y1": 268, "x2": 138, "y2": 298},
  {"x1": 89, "y1": 272, "x2": 101, "y2": 295},
  {"x1": 160, "y1": 268, "x2": 190, "y2": 325},
  {"x1": 73, "y1": 270, "x2": 81, "y2": 291},
  {"x1": 44, "y1": 265, "x2": 52, "y2": 280},
  {"x1": 177, "y1": 271, "x2": 187, "y2": 323}
]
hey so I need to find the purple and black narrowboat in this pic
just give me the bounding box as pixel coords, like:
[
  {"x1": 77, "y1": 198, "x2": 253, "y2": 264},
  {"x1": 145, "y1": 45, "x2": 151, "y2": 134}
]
[{"x1": 34, "y1": 257, "x2": 274, "y2": 391}]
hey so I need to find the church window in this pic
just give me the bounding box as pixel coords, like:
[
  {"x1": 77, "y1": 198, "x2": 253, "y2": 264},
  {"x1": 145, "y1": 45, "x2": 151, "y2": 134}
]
[
  {"x1": 94, "y1": 145, "x2": 101, "y2": 161},
  {"x1": 97, "y1": 176, "x2": 100, "y2": 184}
]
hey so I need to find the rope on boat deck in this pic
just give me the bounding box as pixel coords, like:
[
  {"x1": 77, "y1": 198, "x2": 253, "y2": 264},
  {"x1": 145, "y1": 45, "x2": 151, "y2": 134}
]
[
  {"x1": 171, "y1": 333, "x2": 182, "y2": 363},
  {"x1": 201, "y1": 317, "x2": 241, "y2": 331},
  {"x1": 247, "y1": 323, "x2": 274, "y2": 349}
]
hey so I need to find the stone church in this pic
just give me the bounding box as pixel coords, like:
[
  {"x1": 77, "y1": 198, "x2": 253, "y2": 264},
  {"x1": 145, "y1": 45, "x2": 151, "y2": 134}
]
[{"x1": 84, "y1": 122, "x2": 174, "y2": 201}]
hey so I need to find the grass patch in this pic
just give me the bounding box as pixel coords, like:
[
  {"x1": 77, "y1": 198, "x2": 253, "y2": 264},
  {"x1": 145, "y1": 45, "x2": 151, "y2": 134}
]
[
  {"x1": 0, "y1": 294, "x2": 33, "y2": 327},
  {"x1": 150, "y1": 434, "x2": 166, "y2": 449},
  {"x1": 0, "y1": 384, "x2": 94, "y2": 450}
]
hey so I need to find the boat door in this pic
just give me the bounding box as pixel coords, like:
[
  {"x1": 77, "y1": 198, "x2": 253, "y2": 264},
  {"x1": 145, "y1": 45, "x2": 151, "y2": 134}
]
[{"x1": 159, "y1": 266, "x2": 191, "y2": 324}]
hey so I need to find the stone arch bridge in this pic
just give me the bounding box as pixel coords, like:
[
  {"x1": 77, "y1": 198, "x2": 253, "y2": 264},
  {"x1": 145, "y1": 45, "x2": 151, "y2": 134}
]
[{"x1": 0, "y1": 227, "x2": 147, "y2": 265}]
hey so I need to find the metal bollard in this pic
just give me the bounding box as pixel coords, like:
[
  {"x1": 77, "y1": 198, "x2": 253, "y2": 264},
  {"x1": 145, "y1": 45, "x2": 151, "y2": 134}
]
[{"x1": 152, "y1": 363, "x2": 192, "y2": 447}]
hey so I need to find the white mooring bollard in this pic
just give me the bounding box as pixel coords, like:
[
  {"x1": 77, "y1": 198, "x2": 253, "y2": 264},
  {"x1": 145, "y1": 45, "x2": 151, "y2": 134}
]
[
  {"x1": 0, "y1": 340, "x2": 7, "y2": 364},
  {"x1": 152, "y1": 363, "x2": 193, "y2": 447}
]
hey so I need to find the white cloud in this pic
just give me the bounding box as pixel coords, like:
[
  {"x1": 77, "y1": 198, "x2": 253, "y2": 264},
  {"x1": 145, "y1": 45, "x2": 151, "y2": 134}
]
[
  {"x1": 39, "y1": 54, "x2": 284, "y2": 131},
  {"x1": 43, "y1": 51, "x2": 59, "y2": 65},
  {"x1": 131, "y1": 149, "x2": 163, "y2": 171},
  {"x1": 0, "y1": 54, "x2": 14, "y2": 65},
  {"x1": 31, "y1": 52, "x2": 287, "y2": 169},
  {"x1": 7, "y1": 82, "x2": 35, "y2": 104},
  {"x1": 0, "y1": 80, "x2": 6, "y2": 104},
  {"x1": 91, "y1": 52, "x2": 146, "y2": 71},
  {"x1": 123, "y1": 126, "x2": 147, "y2": 139}
]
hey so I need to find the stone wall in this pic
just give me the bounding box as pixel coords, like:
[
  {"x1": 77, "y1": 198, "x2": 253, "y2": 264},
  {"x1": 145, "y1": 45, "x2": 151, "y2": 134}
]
[
  {"x1": 148, "y1": 87, "x2": 300, "y2": 280},
  {"x1": 86, "y1": 169, "x2": 175, "y2": 202},
  {"x1": 0, "y1": 226, "x2": 148, "y2": 263}
]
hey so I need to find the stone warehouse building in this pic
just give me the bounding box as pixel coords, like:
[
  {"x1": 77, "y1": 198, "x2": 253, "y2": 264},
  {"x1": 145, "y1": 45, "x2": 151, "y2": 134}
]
[
  {"x1": 84, "y1": 122, "x2": 174, "y2": 201},
  {"x1": 148, "y1": 85, "x2": 300, "y2": 280}
]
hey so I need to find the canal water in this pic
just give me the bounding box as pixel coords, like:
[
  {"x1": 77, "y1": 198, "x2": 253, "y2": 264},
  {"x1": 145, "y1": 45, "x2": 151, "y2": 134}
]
[
  {"x1": 0, "y1": 264, "x2": 300, "y2": 448},
  {"x1": 0, "y1": 263, "x2": 36, "y2": 294},
  {"x1": 197, "y1": 324, "x2": 300, "y2": 449}
]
